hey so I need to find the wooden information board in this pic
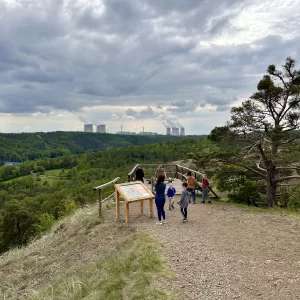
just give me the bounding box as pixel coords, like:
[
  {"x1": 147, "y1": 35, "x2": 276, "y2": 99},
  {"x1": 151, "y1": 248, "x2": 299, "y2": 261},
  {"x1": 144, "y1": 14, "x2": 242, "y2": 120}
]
[{"x1": 115, "y1": 181, "x2": 154, "y2": 223}]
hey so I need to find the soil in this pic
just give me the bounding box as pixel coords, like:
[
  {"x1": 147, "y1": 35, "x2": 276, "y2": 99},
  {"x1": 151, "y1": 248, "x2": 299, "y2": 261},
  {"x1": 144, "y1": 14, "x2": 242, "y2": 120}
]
[{"x1": 112, "y1": 199, "x2": 300, "y2": 300}]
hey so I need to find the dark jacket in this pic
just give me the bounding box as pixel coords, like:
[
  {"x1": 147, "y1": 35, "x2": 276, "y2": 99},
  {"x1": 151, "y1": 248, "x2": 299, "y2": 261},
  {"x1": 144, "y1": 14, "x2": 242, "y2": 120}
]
[
  {"x1": 135, "y1": 168, "x2": 144, "y2": 181},
  {"x1": 155, "y1": 183, "x2": 166, "y2": 198}
]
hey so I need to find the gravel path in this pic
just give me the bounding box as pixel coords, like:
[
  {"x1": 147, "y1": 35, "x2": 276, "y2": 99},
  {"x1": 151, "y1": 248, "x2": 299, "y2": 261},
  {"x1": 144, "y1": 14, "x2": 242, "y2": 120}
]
[{"x1": 113, "y1": 199, "x2": 300, "y2": 300}]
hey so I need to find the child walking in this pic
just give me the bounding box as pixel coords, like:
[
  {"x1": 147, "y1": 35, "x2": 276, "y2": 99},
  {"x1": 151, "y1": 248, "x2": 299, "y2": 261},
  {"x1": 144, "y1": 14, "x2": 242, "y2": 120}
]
[
  {"x1": 167, "y1": 183, "x2": 176, "y2": 210},
  {"x1": 177, "y1": 182, "x2": 190, "y2": 223}
]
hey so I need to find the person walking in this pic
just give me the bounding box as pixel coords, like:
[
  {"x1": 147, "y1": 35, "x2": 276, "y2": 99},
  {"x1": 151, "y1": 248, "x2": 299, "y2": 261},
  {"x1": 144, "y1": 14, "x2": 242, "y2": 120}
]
[
  {"x1": 167, "y1": 182, "x2": 176, "y2": 210},
  {"x1": 201, "y1": 174, "x2": 211, "y2": 204},
  {"x1": 187, "y1": 171, "x2": 196, "y2": 203},
  {"x1": 154, "y1": 175, "x2": 167, "y2": 224},
  {"x1": 155, "y1": 164, "x2": 166, "y2": 179},
  {"x1": 135, "y1": 166, "x2": 144, "y2": 183},
  {"x1": 177, "y1": 182, "x2": 190, "y2": 223}
]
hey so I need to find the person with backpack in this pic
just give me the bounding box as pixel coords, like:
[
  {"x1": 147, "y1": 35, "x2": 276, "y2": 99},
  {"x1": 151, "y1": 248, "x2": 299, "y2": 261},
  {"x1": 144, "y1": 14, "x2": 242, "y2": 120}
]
[{"x1": 135, "y1": 166, "x2": 144, "y2": 183}]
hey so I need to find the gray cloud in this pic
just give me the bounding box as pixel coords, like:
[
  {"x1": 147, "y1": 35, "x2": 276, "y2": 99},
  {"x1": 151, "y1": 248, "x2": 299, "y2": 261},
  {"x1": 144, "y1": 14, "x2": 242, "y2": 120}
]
[{"x1": 0, "y1": 0, "x2": 299, "y2": 118}]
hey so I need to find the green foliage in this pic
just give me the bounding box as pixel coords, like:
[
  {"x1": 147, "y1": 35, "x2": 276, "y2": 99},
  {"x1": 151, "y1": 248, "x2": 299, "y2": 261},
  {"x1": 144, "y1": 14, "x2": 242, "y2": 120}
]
[
  {"x1": 0, "y1": 200, "x2": 38, "y2": 251},
  {"x1": 215, "y1": 165, "x2": 265, "y2": 206},
  {"x1": 34, "y1": 213, "x2": 56, "y2": 233},
  {"x1": 0, "y1": 137, "x2": 208, "y2": 253},
  {"x1": 207, "y1": 126, "x2": 230, "y2": 142},
  {"x1": 0, "y1": 131, "x2": 203, "y2": 162},
  {"x1": 64, "y1": 200, "x2": 78, "y2": 216},
  {"x1": 227, "y1": 180, "x2": 263, "y2": 206},
  {"x1": 228, "y1": 57, "x2": 300, "y2": 207}
]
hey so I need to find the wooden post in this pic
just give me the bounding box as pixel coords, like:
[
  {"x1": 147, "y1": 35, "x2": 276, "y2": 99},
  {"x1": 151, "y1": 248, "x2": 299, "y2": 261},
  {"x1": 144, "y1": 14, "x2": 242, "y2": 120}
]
[
  {"x1": 116, "y1": 191, "x2": 120, "y2": 219},
  {"x1": 151, "y1": 176, "x2": 154, "y2": 193},
  {"x1": 98, "y1": 189, "x2": 102, "y2": 216},
  {"x1": 149, "y1": 198, "x2": 153, "y2": 218},
  {"x1": 125, "y1": 202, "x2": 129, "y2": 224},
  {"x1": 140, "y1": 200, "x2": 144, "y2": 214}
]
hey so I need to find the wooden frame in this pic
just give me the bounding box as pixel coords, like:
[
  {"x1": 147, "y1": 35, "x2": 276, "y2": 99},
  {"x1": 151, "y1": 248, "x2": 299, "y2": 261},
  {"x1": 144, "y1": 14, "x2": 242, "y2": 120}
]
[{"x1": 115, "y1": 181, "x2": 154, "y2": 224}]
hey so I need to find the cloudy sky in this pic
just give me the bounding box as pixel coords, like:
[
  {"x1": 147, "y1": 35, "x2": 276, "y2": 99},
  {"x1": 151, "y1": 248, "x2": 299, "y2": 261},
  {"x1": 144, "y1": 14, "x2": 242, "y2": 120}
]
[{"x1": 0, "y1": 0, "x2": 299, "y2": 134}]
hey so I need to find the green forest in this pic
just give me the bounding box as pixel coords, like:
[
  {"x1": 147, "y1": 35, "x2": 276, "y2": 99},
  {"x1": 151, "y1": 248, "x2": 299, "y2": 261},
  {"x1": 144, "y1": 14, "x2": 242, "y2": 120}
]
[
  {"x1": 0, "y1": 131, "x2": 203, "y2": 162},
  {"x1": 0, "y1": 138, "x2": 208, "y2": 253}
]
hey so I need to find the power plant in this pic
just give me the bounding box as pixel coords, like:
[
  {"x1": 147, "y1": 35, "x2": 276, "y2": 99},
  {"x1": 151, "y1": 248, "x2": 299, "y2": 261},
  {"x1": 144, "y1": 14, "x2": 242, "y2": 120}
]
[
  {"x1": 180, "y1": 127, "x2": 185, "y2": 136},
  {"x1": 165, "y1": 121, "x2": 185, "y2": 136},
  {"x1": 172, "y1": 127, "x2": 179, "y2": 136},
  {"x1": 80, "y1": 116, "x2": 185, "y2": 135},
  {"x1": 96, "y1": 124, "x2": 106, "y2": 133},
  {"x1": 84, "y1": 124, "x2": 94, "y2": 132}
]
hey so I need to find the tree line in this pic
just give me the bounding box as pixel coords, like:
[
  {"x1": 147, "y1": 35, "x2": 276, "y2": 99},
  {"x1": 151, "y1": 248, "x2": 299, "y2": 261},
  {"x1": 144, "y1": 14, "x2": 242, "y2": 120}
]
[{"x1": 0, "y1": 131, "x2": 203, "y2": 162}]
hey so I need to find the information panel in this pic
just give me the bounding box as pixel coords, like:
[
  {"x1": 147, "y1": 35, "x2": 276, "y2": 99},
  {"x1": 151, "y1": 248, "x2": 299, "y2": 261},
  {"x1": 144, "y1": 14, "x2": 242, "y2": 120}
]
[{"x1": 119, "y1": 183, "x2": 151, "y2": 201}]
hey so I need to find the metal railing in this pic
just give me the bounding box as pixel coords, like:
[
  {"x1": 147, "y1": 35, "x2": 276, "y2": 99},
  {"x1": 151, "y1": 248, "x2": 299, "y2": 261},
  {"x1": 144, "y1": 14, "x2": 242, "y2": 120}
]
[{"x1": 93, "y1": 177, "x2": 120, "y2": 216}]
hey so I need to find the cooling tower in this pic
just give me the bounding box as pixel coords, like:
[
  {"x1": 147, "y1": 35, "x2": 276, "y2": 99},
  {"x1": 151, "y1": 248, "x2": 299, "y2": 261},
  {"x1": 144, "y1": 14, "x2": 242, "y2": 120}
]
[
  {"x1": 166, "y1": 127, "x2": 171, "y2": 135},
  {"x1": 180, "y1": 127, "x2": 185, "y2": 136},
  {"x1": 96, "y1": 124, "x2": 106, "y2": 133},
  {"x1": 172, "y1": 127, "x2": 179, "y2": 136},
  {"x1": 84, "y1": 124, "x2": 94, "y2": 132}
]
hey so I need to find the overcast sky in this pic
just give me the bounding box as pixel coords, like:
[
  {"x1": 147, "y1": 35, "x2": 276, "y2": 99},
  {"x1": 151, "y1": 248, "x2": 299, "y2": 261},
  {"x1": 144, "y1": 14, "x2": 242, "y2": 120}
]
[{"x1": 0, "y1": 0, "x2": 300, "y2": 134}]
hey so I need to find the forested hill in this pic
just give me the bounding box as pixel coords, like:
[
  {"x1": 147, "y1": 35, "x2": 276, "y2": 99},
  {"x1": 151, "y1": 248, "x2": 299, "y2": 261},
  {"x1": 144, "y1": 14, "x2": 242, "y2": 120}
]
[{"x1": 0, "y1": 132, "x2": 205, "y2": 162}]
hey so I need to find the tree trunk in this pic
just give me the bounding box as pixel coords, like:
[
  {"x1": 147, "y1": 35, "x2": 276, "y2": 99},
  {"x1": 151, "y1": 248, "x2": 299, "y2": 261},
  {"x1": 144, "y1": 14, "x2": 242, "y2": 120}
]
[{"x1": 266, "y1": 167, "x2": 277, "y2": 207}]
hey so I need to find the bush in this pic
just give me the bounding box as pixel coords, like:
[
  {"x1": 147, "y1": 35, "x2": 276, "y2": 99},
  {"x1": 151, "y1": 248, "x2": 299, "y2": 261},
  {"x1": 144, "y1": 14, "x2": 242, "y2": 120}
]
[{"x1": 228, "y1": 180, "x2": 263, "y2": 206}]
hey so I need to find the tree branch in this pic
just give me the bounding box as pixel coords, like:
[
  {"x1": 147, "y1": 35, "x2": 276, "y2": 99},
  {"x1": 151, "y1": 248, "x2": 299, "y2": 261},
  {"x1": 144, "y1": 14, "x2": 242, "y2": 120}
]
[
  {"x1": 276, "y1": 166, "x2": 300, "y2": 170},
  {"x1": 276, "y1": 175, "x2": 300, "y2": 183},
  {"x1": 256, "y1": 163, "x2": 267, "y2": 173},
  {"x1": 235, "y1": 163, "x2": 268, "y2": 179}
]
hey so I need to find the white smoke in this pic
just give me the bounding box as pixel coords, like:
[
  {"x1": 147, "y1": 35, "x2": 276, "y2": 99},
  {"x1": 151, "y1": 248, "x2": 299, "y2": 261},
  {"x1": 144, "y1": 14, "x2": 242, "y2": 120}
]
[
  {"x1": 78, "y1": 116, "x2": 88, "y2": 124},
  {"x1": 176, "y1": 121, "x2": 184, "y2": 128}
]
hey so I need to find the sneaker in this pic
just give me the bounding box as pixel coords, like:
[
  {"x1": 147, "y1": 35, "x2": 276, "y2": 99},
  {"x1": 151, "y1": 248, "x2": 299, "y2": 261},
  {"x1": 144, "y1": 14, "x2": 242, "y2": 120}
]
[
  {"x1": 193, "y1": 201, "x2": 196, "y2": 204},
  {"x1": 163, "y1": 220, "x2": 167, "y2": 224},
  {"x1": 208, "y1": 201, "x2": 212, "y2": 204},
  {"x1": 182, "y1": 219, "x2": 187, "y2": 223},
  {"x1": 156, "y1": 221, "x2": 163, "y2": 225},
  {"x1": 201, "y1": 201, "x2": 205, "y2": 204}
]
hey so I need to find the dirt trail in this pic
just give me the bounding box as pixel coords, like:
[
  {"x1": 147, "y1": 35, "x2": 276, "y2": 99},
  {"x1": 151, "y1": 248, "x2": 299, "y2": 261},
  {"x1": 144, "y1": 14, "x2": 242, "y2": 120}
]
[{"x1": 112, "y1": 200, "x2": 300, "y2": 300}]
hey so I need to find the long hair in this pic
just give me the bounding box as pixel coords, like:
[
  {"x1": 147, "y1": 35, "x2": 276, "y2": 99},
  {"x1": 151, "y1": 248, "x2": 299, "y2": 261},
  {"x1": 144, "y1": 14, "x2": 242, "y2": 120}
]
[{"x1": 156, "y1": 175, "x2": 165, "y2": 185}]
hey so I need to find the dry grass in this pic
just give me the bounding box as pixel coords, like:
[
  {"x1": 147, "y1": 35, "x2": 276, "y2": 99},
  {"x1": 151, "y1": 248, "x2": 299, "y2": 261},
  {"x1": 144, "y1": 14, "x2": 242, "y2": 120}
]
[{"x1": 0, "y1": 203, "x2": 172, "y2": 300}]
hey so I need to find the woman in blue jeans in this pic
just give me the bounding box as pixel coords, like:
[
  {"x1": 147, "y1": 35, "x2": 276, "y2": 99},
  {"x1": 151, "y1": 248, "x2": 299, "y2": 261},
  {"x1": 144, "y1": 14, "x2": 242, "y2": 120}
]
[{"x1": 154, "y1": 175, "x2": 167, "y2": 224}]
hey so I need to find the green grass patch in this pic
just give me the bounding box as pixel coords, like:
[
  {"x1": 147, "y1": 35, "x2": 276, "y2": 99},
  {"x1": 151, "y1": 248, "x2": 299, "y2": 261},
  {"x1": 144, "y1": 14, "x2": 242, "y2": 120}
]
[
  {"x1": 29, "y1": 231, "x2": 173, "y2": 300},
  {"x1": 44, "y1": 169, "x2": 64, "y2": 176}
]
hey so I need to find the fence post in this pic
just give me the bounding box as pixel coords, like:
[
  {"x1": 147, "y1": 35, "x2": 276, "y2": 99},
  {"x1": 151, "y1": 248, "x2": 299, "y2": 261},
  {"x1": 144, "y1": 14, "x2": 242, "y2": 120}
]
[{"x1": 98, "y1": 188, "x2": 103, "y2": 216}]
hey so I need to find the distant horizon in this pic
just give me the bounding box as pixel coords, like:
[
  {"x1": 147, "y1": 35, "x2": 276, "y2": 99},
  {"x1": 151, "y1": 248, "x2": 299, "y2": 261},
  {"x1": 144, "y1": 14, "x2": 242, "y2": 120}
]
[{"x1": 0, "y1": 130, "x2": 208, "y2": 136}]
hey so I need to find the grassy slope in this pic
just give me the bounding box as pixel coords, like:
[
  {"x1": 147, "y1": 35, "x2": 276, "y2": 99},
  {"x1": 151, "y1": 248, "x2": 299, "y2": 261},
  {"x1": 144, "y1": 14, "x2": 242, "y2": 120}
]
[{"x1": 0, "y1": 203, "x2": 173, "y2": 300}]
